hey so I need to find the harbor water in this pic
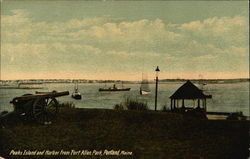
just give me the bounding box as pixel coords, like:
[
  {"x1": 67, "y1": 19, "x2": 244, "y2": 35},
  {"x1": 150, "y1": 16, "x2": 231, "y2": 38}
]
[{"x1": 0, "y1": 82, "x2": 249, "y2": 116}]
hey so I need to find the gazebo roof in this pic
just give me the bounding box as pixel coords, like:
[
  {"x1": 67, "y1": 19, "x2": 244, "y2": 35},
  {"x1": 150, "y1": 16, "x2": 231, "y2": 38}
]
[{"x1": 170, "y1": 80, "x2": 212, "y2": 99}]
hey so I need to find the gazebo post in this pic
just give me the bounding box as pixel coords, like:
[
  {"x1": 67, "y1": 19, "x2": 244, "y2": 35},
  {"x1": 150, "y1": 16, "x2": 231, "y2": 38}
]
[
  {"x1": 202, "y1": 99, "x2": 204, "y2": 110},
  {"x1": 182, "y1": 99, "x2": 185, "y2": 108},
  {"x1": 170, "y1": 99, "x2": 173, "y2": 110},
  {"x1": 204, "y1": 99, "x2": 207, "y2": 112}
]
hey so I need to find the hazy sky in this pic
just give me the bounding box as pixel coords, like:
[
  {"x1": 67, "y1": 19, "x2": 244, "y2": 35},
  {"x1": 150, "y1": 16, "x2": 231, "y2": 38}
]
[{"x1": 1, "y1": 1, "x2": 249, "y2": 80}]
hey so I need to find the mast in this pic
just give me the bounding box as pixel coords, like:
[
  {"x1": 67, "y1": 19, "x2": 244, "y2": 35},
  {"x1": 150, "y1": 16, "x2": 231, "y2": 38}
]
[
  {"x1": 141, "y1": 73, "x2": 150, "y2": 91},
  {"x1": 76, "y1": 81, "x2": 78, "y2": 91},
  {"x1": 74, "y1": 81, "x2": 76, "y2": 90},
  {"x1": 198, "y1": 74, "x2": 204, "y2": 91}
]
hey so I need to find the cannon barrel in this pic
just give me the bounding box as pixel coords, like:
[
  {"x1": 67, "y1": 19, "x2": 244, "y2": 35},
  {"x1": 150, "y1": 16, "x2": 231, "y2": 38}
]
[{"x1": 10, "y1": 91, "x2": 69, "y2": 104}]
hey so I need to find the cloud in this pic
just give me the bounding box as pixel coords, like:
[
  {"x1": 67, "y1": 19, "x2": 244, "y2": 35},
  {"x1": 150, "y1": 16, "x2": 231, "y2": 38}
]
[
  {"x1": 2, "y1": 43, "x2": 47, "y2": 56},
  {"x1": 193, "y1": 54, "x2": 218, "y2": 61},
  {"x1": 1, "y1": 9, "x2": 249, "y2": 79},
  {"x1": 2, "y1": 43, "x2": 102, "y2": 57},
  {"x1": 221, "y1": 46, "x2": 248, "y2": 56},
  {"x1": 179, "y1": 16, "x2": 247, "y2": 35},
  {"x1": 66, "y1": 18, "x2": 181, "y2": 47},
  {"x1": 106, "y1": 50, "x2": 170, "y2": 58},
  {"x1": 2, "y1": 9, "x2": 247, "y2": 52},
  {"x1": 2, "y1": 9, "x2": 31, "y2": 26},
  {"x1": 66, "y1": 16, "x2": 113, "y2": 29},
  {"x1": 179, "y1": 16, "x2": 248, "y2": 46}
]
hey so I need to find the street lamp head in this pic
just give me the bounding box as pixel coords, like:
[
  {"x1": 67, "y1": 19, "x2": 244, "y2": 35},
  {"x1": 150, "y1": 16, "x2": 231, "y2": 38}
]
[
  {"x1": 155, "y1": 66, "x2": 160, "y2": 78},
  {"x1": 155, "y1": 66, "x2": 160, "y2": 72}
]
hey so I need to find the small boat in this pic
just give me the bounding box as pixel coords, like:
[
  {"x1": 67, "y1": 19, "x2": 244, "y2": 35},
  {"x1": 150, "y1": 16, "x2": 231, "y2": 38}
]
[
  {"x1": 198, "y1": 74, "x2": 207, "y2": 90},
  {"x1": 140, "y1": 73, "x2": 151, "y2": 95},
  {"x1": 72, "y1": 82, "x2": 81, "y2": 99},
  {"x1": 140, "y1": 89, "x2": 151, "y2": 95},
  {"x1": 72, "y1": 91, "x2": 81, "y2": 99},
  {"x1": 99, "y1": 84, "x2": 130, "y2": 92}
]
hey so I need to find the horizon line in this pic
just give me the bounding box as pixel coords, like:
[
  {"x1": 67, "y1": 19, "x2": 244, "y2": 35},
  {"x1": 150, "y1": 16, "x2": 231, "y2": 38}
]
[{"x1": 1, "y1": 77, "x2": 249, "y2": 82}]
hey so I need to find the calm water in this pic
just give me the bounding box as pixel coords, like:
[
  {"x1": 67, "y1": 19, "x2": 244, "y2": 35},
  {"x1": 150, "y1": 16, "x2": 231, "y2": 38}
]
[{"x1": 0, "y1": 82, "x2": 249, "y2": 116}]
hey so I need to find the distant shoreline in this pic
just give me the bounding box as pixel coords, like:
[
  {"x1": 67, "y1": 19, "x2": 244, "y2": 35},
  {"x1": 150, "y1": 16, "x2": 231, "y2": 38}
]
[{"x1": 0, "y1": 78, "x2": 249, "y2": 84}]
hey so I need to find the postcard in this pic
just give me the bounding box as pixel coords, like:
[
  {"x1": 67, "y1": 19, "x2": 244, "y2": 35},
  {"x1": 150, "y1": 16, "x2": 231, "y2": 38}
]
[{"x1": 0, "y1": 0, "x2": 249, "y2": 159}]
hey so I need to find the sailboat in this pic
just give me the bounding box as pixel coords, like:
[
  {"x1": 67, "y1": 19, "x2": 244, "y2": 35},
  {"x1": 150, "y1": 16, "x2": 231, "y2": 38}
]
[
  {"x1": 72, "y1": 82, "x2": 82, "y2": 99},
  {"x1": 198, "y1": 74, "x2": 207, "y2": 91},
  {"x1": 140, "y1": 73, "x2": 151, "y2": 95}
]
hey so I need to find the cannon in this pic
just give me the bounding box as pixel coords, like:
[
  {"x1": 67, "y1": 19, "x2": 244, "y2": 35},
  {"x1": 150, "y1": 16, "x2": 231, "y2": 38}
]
[{"x1": 9, "y1": 91, "x2": 69, "y2": 124}]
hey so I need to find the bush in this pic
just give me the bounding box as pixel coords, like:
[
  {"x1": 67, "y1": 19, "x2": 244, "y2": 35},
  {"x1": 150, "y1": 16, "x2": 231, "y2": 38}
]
[
  {"x1": 113, "y1": 104, "x2": 124, "y2": 110},
  {"x1": 161, "y1": 105, "x2": 169, "y2": 112},
  {"x1": 185, "y1": 109, "x2": 207, "y2": 119},
  {"x1": 114, "y1": 97, "x2": 148, "y2": 111},
  {"x1": 58, "y1": 102, "x2": 75, "y2": 109},
  {"x1": 227, "y1": 111, "x2": 246, "y2": 120},
  {"x1": 0, "y1": 111, "x2": 9, "y2": 116}
]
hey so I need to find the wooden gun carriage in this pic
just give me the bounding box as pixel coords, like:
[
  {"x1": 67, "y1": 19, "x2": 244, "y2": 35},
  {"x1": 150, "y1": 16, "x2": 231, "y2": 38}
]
[{"x1": 10, "y1": 91, "x2": 69, "y2": 124}]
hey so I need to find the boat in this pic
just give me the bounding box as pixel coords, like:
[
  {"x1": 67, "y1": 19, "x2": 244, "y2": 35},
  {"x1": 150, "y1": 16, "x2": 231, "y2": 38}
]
[
  {"x1": 198, "y1": 74, "x2": 207, "y2": 90},
  {"x1": 72, "y1": 82, "x2": 82, "y2": 99},
  {"x1": 140, "y1": 73, "x2": 151, "y2": 95},
  {"x1": 140, "y1": 80, "x2": 151, "y2": 95},
  {"x1": 140, "y1": 89, "x2": 151, "y2": 95},
  {"x1": 99, "y1": 84, "x2": 131, "y2": 92}
]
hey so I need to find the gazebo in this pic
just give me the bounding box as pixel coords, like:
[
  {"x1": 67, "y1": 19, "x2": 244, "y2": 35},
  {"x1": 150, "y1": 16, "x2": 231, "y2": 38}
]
[{"x1": 169, "y1": 80, "x2": 212, "y2": 112}]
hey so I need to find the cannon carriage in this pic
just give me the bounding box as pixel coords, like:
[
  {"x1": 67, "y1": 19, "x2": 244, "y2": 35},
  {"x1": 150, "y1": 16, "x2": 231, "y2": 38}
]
[{"x1": 10, "y1": 91, "x2": 69, "y2": 124}]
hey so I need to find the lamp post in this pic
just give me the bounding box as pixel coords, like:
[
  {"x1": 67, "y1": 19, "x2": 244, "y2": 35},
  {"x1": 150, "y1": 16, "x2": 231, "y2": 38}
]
[{"x1": 155, "y1": 66, "x2": 160, "y2": 111}]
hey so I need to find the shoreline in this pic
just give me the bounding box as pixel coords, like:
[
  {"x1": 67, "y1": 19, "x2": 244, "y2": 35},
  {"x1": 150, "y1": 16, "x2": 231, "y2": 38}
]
[{"x1": 1, "y1": 78, "x2": 249, "y2": 85}]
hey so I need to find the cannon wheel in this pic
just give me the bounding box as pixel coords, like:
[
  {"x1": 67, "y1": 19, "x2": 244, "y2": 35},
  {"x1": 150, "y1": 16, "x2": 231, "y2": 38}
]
[{"x1": 32, "y1": 96, "x2": 59, "y2": 124}]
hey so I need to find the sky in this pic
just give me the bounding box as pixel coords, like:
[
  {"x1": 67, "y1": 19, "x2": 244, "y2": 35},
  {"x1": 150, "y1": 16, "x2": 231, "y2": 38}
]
[{"x1": 1, "y1": 1, "x2": 249, "y2": 81}]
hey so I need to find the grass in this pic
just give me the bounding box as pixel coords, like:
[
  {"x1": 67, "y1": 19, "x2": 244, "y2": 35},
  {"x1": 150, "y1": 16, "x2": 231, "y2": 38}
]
[
  {"x1": 0, "y1": 108, "x2": 249, "y2": 159},
  {"x1": 58, "y1": 101, "x2": 76, "y2": 109},
  {"x1": 114, "y1": 97, "x2": 148, "y2": 111}
]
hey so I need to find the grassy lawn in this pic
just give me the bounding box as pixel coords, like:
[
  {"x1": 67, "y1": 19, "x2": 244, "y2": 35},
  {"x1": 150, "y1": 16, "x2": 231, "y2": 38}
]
[{"x1": 0, "y1": 108, "x2": 249, "y2": 159}]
